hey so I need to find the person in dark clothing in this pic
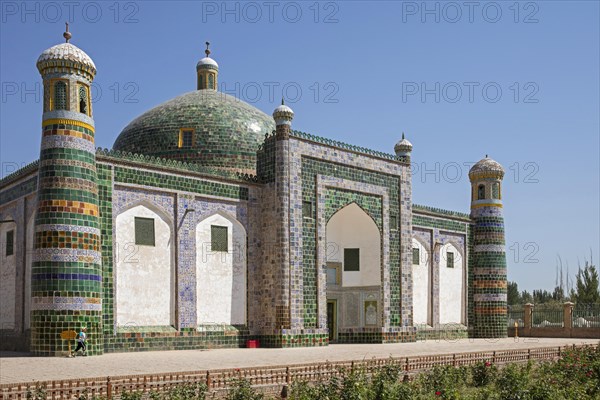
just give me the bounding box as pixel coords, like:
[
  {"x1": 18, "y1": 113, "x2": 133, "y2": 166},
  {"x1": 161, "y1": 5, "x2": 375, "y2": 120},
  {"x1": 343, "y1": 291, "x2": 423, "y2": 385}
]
[{"x1": 73, "y1": 327, "x2": 87, "y2": 356}]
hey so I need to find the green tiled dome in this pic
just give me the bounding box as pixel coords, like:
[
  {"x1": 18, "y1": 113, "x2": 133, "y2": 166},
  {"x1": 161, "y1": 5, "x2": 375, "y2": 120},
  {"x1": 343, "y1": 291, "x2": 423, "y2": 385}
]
[{"x1": 113, "y1": 90, "x2": 275, "y2": 173}]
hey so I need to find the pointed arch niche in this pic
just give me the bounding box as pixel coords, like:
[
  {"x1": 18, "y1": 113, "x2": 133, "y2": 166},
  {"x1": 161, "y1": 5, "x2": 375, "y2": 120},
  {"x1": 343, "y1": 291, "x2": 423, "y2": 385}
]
[
  {"x1": 115, "y1": 203, "x2": 175, "y2": 327},
  {"x1": 196, "y1": 211, "x2": 247, "y2": 326}
]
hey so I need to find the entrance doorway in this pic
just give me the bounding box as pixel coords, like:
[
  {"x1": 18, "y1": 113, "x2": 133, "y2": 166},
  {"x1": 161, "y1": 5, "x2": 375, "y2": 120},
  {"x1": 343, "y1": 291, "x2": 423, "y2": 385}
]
[{"x1": 327, "y1": 300, "x2": 337, "y2": 342}]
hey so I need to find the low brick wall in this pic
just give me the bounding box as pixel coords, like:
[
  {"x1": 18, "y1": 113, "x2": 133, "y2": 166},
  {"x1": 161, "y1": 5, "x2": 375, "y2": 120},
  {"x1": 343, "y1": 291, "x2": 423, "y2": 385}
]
[{"x1": 1, "y1": 344, "x2": 596, "y2": 399}]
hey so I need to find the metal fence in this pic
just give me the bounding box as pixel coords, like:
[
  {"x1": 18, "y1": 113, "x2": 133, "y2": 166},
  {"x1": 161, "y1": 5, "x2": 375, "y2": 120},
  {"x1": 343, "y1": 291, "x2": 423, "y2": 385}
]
[
  {"x1": 532, "y1": 305, "x2": 564, "y2": 328},
  {"x1": 0, "y1": 344, "x2": 596, "y2": 400},
  {"x1": 573, "y1": 304, "x2": 600, "y2": 328},
  {"x1": 507, "y1": 306, "x2": 524, "y2": 327}
]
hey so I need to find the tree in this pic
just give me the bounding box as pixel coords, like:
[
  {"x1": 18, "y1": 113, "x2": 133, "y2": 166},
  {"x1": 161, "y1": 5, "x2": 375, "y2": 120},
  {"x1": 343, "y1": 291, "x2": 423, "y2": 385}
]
[
  {"x1": 552, "y1": 286, "x2": 565, "y2": 302},
  {"x1": 571, "y1": 261, "x2": 600, "y2": 304},
  {"x1": 521, "y1": 290, "x2": 533, "y2": 304},
  {"x1": 507, "y1": 281, "x2": 521, "y2": 305}
]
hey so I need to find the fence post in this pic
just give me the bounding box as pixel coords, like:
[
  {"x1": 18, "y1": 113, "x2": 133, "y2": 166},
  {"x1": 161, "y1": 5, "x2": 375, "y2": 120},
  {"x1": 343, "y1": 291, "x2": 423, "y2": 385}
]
[
  {"x1": 286, "y1": 366, "x2": 291, "y2": 384},
  {"x1": 106, "y1": 377, "x2": 112, "y2": 400},
  {"x1": 206, "y1": 371, "x2": 211, "y2": 389},
  {"x1": 563, "y1": 302, "x2": 574, "y2": 336},
  {"x1": 524, "y1": 303, "x2": 534, "y2": 336}
]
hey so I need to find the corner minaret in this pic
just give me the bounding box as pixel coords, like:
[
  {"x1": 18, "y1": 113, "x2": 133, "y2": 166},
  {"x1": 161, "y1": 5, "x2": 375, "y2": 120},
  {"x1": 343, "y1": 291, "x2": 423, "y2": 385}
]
[
  {"x1": 33, "y1": 24, "x2": 102, "y2": 356},
  {"x1": 394, "y1": 132, "x2": 413, "y2": 161},
  {"x1": 197, "y1": 41, "x2": 219, "y2": 90},
  {"x1": 272, "y1": 98, "x2": 294, "y2": 137},
  {"x1": 469, "y1": 156, "x2": 508, "y2": 338}
]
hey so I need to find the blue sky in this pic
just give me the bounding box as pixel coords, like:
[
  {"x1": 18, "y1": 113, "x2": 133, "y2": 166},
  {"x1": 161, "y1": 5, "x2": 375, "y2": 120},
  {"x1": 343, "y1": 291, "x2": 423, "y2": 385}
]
[{"x1": 1, "y1": 1, "x2": 598, "y2": 292}]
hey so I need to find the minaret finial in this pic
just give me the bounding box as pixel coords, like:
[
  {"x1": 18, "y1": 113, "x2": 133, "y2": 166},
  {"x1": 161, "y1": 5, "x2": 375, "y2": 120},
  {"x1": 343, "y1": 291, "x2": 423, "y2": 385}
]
[
  {"x1": 63, "y1": 22, "x2": 72, "y2": 43},
  {"x1": 402, "y1": 132, "x2": 405, "y2": 139},
  {"x1": 205, "y1": 41, "x2": 211, "y2": 57},
  {"x1": 486, "y1": 154, "x2": 488, "y2": 158}
]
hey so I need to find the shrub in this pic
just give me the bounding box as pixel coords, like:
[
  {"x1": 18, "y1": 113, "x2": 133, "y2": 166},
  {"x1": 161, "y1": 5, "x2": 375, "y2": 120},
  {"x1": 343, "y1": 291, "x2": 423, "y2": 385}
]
[
  {"x1": 471, "y1": 360, "x2": 498, "y2": 387},
  {"x1": 495, "y1": 363, "x2": 530, "y2": 400},
  {"x1": 119, "y1": 390, "x2": 143, "y2": 400},
  {"x1": 26, "y1": 383, "x2": 47, "y2": 400},
  {"x1": 226, "y1": 377, "x2": 264, "y2": 400}
]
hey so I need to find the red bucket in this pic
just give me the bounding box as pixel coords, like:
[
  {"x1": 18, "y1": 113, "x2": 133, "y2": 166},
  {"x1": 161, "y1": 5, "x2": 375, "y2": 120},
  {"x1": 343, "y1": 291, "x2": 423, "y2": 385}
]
[{"x1": 246, "y1": 339, "x2": 259, "y2": 348}]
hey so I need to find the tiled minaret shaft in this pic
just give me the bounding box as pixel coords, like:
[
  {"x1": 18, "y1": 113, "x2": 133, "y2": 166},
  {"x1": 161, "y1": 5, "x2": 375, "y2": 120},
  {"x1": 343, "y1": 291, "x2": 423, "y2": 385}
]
[
  {"x1": 469, "y1": 157, "x2": 508, "y2": 338},
  {"x1": 31, "y1": 25, "x2": 103, "y2": 356}
]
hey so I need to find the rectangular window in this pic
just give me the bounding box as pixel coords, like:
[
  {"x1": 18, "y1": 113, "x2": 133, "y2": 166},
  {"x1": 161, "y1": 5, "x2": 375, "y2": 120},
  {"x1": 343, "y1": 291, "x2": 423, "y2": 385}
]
[
  {"x1": 412, "y1": 248, "x2": 420, "y2": 265},
  {"x1": 344, "y1": 248, "x2": 360, "y2": 271},
  {"x1": 390, "y1": 215, "x2": 397, "y2": 229},
  {"x1": 178, "y1": 129, "x2": 195, "y2": 148},
  {"x1": 302, "y1": 201, "x2": 312, "y2": 218},
  {"x1": 134, "y1": 217, "x2": 155, "y2": 246},
  {"x1": 447, "y1": 251, "x2": 455, "y2": 268},
  {"x1": 5, "y1": 230, "x2": 14, "y2": 256},
  {"x1": 326, "y1": 262, "x2": 341, "y2": 285},
  {"x1": 211, "y1": 225, "x2": 228, "y2": 252}
]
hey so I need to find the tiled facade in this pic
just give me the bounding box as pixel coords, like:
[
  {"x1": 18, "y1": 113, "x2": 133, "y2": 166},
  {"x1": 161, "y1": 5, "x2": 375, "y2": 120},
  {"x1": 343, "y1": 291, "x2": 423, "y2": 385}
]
[{"x1": 0, "y1": 33, "x2": 508, "y2": 355}]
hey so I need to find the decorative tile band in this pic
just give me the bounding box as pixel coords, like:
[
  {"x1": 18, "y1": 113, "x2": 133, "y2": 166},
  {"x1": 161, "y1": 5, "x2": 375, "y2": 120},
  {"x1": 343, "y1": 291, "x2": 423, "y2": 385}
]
[
  {"x1": 40, "y1": 158, "x2": 96, "y2": 170},
  {"x1": 33, "y1": 248, "x2": 101, "y2": 264},
  {"x1": 35, "y1": 230, "x2": 100, "y2": 251},
  {"x1": 474, "y1": 294, "x2": 507, "y2": 302},
  {"x1": 32, "y1": 273, "x2": 102, "y2": 282},
  {"x1": 37, "y1": 200, "x2": 98, "y2": 216},
  {"x1": 43, "y1": 128, "x2": 94, "y2": 142},
  {"x1": 31, "y1": 296, "x2": 102, "y2": 311},
  {"x1": 474, "y1": 307, "x2": 507, "y2": 315},
  {"x1": 40, "y1": 176, "x2": 98, "y2": 194},
  {"x1": 42, "y1": 118, "x2": 95, "y2": 133},
  {"x1": 474, "y1": 280, "x2": 507, "y2": 289},
  {"x1": 35, "y1": 224, "x2": 101, "y2": 236},
  {"x1": 40, "y1": 134, "x2": 95, "y2": 153},
  {"x1": 474, "y1": 244, "x2": 505, "y2": 252},
  {"x1": 473, "y1": 268, "x2": 507, "y2": 276}
]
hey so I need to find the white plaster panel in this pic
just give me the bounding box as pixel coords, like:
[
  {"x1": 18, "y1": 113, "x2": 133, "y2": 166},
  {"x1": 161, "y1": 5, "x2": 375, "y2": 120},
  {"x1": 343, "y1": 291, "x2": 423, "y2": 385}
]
[
  {"x1": 0, "y1": 221, "x2": 17, "y2": 329},
  {"x1": 116, "y1": 205, "x2": 173, "y2": 327},
  {"x1": 196, "y1": 213, "x2": 247, "y2": 325},
  {"x1": 439, "y1": 243, "x2": 464, "y2": 324},
  {"x1": 411, "y1": 238, "x2": 430, "y2": 325},
  {"x1": 326, "y1": 203, "x2": 381, "y2": 287}
]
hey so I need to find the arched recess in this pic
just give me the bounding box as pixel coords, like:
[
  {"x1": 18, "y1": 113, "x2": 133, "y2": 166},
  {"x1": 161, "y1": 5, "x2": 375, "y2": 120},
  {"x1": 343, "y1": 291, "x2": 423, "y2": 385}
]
[
  {"x1": 326, "y1": 203, "x2": 381, "y2": 287},
  {"x1": 411, "y1": 237, "x2": 431, "y2": 326},
  {"x1": 196, "y1": 211, "x2": 247, "y2": 325},
  {"x1": 325, "y1": 202, "x2": 381, "y2": 337},
  {"x1": 439, "y1": 242, "x2": 465, "y2": 324},
  {"x1": 0, "y1": 219, "x2": 17, "y2": 330},
  {"x1": 115, "y1": 203, "x2": 175, "y2": 327}
]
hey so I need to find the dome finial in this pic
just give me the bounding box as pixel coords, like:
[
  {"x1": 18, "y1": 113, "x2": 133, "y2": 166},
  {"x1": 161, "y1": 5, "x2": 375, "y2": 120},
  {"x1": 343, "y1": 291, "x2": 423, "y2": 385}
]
[
  {"x1": 205, "y1": 41, "x2": 211, "y2": 57},
  {"x1": 402, "y1": 132, "x2": 405, "y2": 139},
  {"x1": 486, "y1": 154, "x2": 488, "y2": 158},
  {"x1": 63, "y1": 22, "x2": 72, "y2": 43},
  {"x1": 281, "y1": 97, "x2": 285, "y2": 106}
]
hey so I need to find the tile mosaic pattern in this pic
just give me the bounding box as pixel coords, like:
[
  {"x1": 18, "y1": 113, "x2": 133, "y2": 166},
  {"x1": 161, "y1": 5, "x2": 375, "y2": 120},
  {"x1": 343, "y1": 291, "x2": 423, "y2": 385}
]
[
  {"x1": 113, "y1": 90, "x2": 275, "y2": 174},
  {"x1": 471, "y1": 204, "x2": 507, "y2": 338},
  {"x1": 31, "y1": 116, "x2": 103, "y2": 356}
]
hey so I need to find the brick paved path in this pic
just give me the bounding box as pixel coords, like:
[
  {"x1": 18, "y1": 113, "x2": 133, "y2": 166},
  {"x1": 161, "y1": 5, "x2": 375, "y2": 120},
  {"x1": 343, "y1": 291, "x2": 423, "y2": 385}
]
[{"x1": 1, "y1": 337, "x2": 598, "y2": 384}]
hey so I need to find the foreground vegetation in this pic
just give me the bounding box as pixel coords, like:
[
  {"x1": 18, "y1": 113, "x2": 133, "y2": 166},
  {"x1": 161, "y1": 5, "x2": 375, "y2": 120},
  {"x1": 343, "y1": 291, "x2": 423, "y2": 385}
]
[{"x1": 26, "y1": 346, "x2": 600, "y2": 400}]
